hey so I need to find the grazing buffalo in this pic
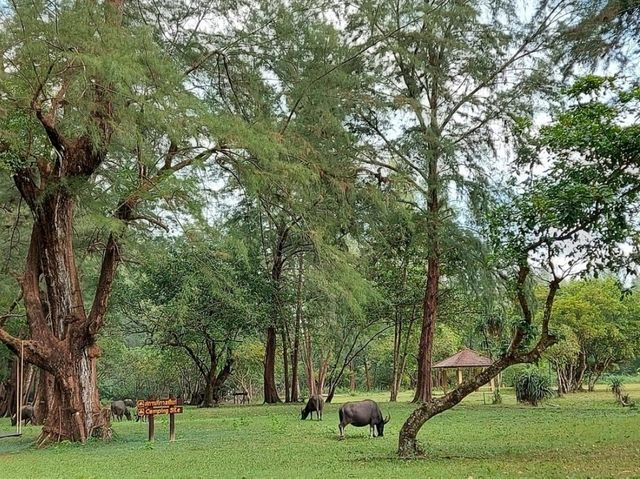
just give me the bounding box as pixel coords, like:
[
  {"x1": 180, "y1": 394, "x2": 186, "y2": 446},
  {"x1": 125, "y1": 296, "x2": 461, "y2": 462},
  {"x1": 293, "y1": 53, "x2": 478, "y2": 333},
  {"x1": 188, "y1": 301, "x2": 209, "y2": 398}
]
[
  {"x1": 301, "y1": 395, "x2": 324, "y2": 421},
  {"x1": 11, "y1": 405, "x2": 34, "y2": 426},
  {"x1": 123, "y1": 399, "x2": 136, "y2": 408},
  {"x1": 110, "y1": 400, "x2": 132, "y2": 421},
  {"x1": 338, "y1": 399, "x2": 390, "y2": 439}
]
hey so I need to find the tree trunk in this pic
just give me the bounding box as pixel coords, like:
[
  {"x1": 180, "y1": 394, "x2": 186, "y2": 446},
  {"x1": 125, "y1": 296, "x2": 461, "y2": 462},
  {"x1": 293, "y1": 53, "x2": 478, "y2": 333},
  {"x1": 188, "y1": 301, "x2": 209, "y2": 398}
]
[
  {"x1": 264, "y1": 224, "x2": 288, "y2": 404},
  {"x1": 326, "y1": 383, "x2": 337, "y2": 403},
  {"x1": 0, "y1": 358, "x2": 17, "y2": 418},
  {"x1": 281, "y1": 327, "x2": 291, "y2": 403},
  {"x1": 33, "y1": 370, "x2": 49, "y2": 425},
  {"x1": 290, "y1": 255, "x2": 303, "y2": 402},
  {"x1": 364, "y1": 358, "x2": 371, "y2": 391},
  {"x1": 414, "y1": 253, "x2": 439, "y2": 402},
  {"x1": 575, "y1": 350, "x2": 587, "y2": 391},
  {"x1": 37, "y1": 344, "x2": 105, "y2": 445},
  {"x1": 316, "y1": 353, "x2": 330, "y2": 397},
  {"x1": 349, "y1": 360, "x2": 356, "y2": 393},
  {"x1": 391, "y1": 306, "x2": 402, "y2": 401},
  {"x1": 399, "y1": 356, "x2": 516, "y2": 457},
  {"x1": 413, "y1": 147, "x2": 440, "y2": 403},
  {"x1": 202, "y1": 356, "x2": 234, "y2": 407},
  {"x1": 263, "y1": 325, "x2": 280, "y2": 403},
  {"x1": 5, "y1": 198, "x2": 112, "y2": 445}
]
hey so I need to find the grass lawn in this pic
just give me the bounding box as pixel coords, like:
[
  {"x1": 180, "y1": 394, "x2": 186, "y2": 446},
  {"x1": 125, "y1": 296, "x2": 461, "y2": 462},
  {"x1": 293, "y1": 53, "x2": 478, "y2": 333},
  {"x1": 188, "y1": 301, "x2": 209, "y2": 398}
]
[{"x1": 0, "y1": 385, "x2": 638, "y2": 479}]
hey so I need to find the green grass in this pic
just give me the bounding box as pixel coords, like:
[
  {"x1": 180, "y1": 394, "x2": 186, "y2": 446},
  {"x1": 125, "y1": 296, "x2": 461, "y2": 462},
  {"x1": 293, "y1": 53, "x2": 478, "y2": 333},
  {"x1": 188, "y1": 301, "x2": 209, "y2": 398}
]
[{"x1": 1, "y1": 385, "x2": 639, "y2": 479}]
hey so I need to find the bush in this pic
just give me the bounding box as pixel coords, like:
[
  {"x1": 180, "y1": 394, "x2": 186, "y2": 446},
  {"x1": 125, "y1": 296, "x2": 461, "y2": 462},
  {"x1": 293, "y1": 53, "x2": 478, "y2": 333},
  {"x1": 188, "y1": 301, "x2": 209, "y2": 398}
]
[
  {"x1": 501, "y1": 364, "x2": 528, "y2": 387},
  {"x1": 514, "y1": 367, "x2": 553, "y2": 406},
  {"x1": 608, "y1": 376, "x2": 624, "y2": 399}
]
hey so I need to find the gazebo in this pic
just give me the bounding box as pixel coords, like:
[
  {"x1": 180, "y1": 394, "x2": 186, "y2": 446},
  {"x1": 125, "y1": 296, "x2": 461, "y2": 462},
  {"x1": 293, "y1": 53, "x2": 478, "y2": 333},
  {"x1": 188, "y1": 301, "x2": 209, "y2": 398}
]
[{"x1": 433, "y1": 348, "x2": 495, "y2": 393}]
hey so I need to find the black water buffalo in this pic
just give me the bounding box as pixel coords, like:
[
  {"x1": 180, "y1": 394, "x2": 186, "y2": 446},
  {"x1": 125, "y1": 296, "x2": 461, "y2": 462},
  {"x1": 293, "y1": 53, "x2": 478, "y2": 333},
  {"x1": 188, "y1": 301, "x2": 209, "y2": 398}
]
[
  {"x1": 111, "y1": 400, "x2": 132, "y2": 421},
  {"x1": 123, "y1": 399, "x2": 136, "y2": 408},
  {"x1": 338, "y1": 399, "x2": 389, "y2": 439},
  {"x1": 11, "y1": 405, "x2": 34, "y2": 426},
  {"x1": 301, "y1": 395, "x2": 324, "y2": 421}
]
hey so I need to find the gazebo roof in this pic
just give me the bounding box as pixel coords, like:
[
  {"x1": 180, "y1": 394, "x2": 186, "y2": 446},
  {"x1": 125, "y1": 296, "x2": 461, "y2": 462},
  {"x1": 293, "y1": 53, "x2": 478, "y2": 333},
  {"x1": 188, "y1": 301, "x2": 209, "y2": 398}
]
[{"x1": 433, "y1": 348, "x2": 493, "y2": 369}]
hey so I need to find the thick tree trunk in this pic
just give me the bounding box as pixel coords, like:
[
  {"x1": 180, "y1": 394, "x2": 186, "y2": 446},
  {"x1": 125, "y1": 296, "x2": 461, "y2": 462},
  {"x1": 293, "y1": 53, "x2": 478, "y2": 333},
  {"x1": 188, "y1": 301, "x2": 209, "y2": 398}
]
[
  {"x1": 399, "y1": 271, "x2": 560, "y2": 457},
  {"x1": 38, "y1": 345, "x2": 106, "y2": 446},
  {"x1": 202, "y1": 356, "x2": 234, "y2": 407},
  {"x1": 33, "y1": 370, "x2": 48, "y2": 425},
  {"x1": 10, "y1": 198, "x2": 112, "y2": 445},
  {"x1": 263, "y1": 325, "x2": 280, "y2": 403}
]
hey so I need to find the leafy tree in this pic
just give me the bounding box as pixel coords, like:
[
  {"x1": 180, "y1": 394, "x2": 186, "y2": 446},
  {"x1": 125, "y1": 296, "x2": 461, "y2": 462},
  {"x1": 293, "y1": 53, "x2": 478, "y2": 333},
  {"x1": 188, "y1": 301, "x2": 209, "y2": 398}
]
[
  {"x1": 549, "y1": 278, "x2": 640, "y2": 392},
  {"x1": 0, "y1": 0, "x2": 246, "y2": 443},
  {"x1": 347, "y1": 0, "x2": 589, "y2": 404},
  {"x1": 397, "y1": 76, "x2": 640, "y2": 457},
  {"x1": 118, "y1": 233, "x2": 267, "y2": 406}
]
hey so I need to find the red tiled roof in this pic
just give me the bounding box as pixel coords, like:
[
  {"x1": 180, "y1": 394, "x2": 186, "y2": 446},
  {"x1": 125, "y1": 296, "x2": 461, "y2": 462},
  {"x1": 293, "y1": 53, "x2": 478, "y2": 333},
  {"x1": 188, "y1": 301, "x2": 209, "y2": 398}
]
[{"x1": 433, "y1": 348, "x2": 493, "y2": 368}]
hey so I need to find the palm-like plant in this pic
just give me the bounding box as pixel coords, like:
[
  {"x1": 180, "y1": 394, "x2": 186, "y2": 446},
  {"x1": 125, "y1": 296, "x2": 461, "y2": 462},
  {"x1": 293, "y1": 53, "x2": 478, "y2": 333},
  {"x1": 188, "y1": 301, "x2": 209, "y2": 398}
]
[{"x1": 515, "y1": 368, "x2": 553, "y2": 406}]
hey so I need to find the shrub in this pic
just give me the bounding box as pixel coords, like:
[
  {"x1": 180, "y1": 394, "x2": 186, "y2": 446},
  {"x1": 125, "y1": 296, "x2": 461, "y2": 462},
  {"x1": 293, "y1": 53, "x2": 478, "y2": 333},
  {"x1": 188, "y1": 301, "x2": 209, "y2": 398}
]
[
  {"x1": 514, "y1": 367, "x2": 553, "y2": 406},
  {"x1": 608, "y1": 376, "x2": 624, "y2": 400}
]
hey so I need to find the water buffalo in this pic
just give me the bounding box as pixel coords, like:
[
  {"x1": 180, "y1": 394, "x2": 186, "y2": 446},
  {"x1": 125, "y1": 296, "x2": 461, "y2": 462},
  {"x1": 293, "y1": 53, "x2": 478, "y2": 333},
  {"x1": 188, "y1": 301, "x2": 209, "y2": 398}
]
[
  {"x1": 11, "y1": 405, "x2": 34, "y2": 426},
  {"x1": 110, "y1": 400, "x2": 132, "y2": 421},
  {"x1": 301, "y1": 395, "x2": 324, "y2": 421},
  {"x1": 123, "y1": 399, "x2": 136, "y2": 408},
  {"x1": 338, "y1": 399, "x2": 390, "y2": 439}
]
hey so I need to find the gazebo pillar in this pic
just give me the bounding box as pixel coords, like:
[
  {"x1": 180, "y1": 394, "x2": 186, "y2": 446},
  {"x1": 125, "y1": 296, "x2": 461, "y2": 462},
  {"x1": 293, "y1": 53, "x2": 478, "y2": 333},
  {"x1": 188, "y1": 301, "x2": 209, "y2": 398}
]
[
  {"x1": 442, "y1": 369, "x2": 448, "y2": 393},
  {"x1": 457, "y1": 368, "x2": 463, "y2": 385}
]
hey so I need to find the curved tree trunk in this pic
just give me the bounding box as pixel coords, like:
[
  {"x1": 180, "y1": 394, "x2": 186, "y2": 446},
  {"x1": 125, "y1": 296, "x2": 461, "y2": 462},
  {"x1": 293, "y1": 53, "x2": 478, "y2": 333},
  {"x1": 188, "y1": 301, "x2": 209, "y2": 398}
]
[{"x1": 400, "y1": 356, "x2": 514, "y2": 457}]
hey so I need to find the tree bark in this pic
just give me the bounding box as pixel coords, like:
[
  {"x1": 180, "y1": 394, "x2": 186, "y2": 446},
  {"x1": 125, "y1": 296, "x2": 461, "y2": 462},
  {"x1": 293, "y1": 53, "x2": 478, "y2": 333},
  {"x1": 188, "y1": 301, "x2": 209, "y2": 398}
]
[
  {"x1": 400, "y1": 355, "x2": 520, "y2": 456},
  {"x1": 413, "y1": 251, "x2": 439, "y2": 402},
  {"x1": 0, "y1": 358, "x2": 17, "y2": 418},
  {"x1": 364, "y1": 358, "x2": 371, "y2": 391},
  {"x1": 202, "y1": 356, "x2": 234, "y2": 407},
  {"x1": 263, "y1": 325, "x2": 280, "y2": 403},
  {"x1": 281, "y1": 326, "x2": 291, "y2": 403},
  {"x1": 263, "y1": 224, "x2": 288, "y2": 404},
  {"x1": 399, "y1": 270, "x2": 559, "y2": 457},
  {"x1": 349, "y1": 360, "x2": 356, "y2": 393},
  {"x1": 290, "y1": 255, "x2": 304, "y2": 402}
]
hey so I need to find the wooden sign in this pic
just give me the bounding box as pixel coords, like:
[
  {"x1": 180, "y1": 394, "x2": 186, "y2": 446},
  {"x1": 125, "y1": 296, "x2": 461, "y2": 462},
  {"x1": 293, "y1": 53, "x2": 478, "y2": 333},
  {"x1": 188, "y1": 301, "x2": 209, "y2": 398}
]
[
  {"x1": 136, "y1": 398, "x2": 183, "y2": 442},
  {"x1": 136, "y1": 398, "x2": 184, "y2": 416}
]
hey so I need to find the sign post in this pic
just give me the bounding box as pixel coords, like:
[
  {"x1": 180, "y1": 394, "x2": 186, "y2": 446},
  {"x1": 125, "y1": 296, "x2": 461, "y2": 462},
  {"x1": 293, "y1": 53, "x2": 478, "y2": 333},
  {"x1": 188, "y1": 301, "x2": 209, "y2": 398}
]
[{"x1": 136, "y1": 398, "x2": 183, "y2": 442}]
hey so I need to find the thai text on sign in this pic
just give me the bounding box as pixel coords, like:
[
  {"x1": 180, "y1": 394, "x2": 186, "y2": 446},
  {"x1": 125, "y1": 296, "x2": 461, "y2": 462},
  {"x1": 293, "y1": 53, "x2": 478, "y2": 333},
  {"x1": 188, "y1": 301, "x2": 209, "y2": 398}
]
[{"x1": 137, "y1": 398, "x2": 184, "y2": 416}]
